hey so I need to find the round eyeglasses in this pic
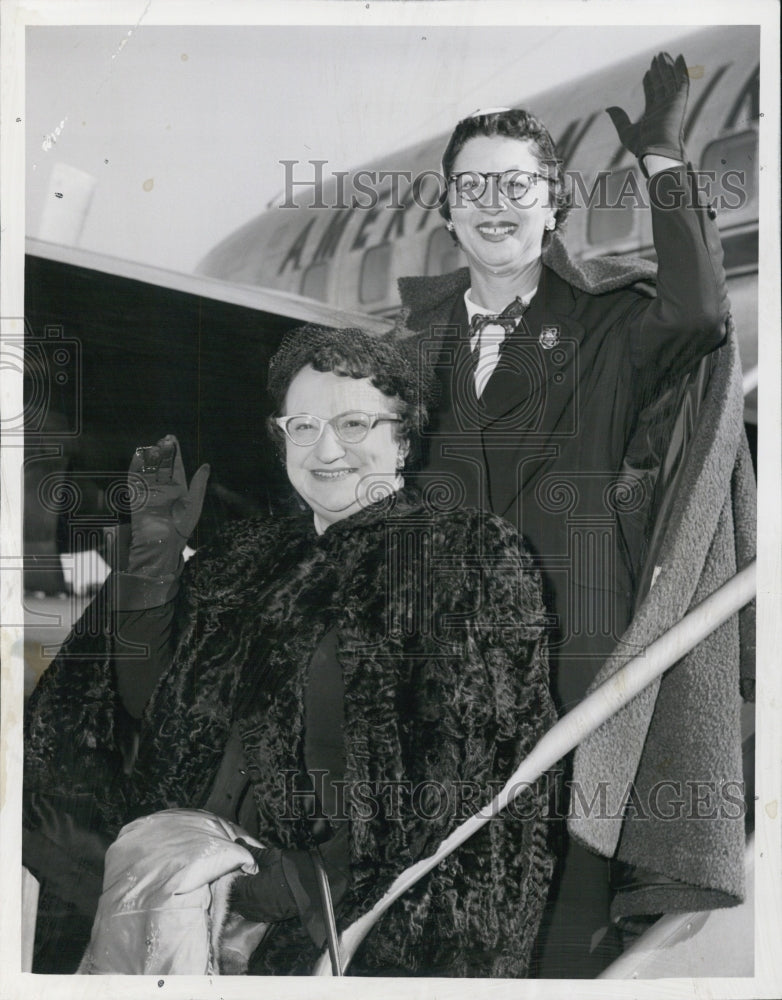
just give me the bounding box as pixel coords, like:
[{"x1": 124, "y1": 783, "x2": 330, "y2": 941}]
[
  {"x1": 448, "y1": 169, "x2": 546, "y2": 203},
  {"x1": 275, "y1": 411, "x2": 401, "y2": 446}
]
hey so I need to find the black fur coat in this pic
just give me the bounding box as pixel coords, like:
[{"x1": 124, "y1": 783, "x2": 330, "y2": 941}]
[{"x1": 25, "y1": 489, "x2": 555, "y2": 977}]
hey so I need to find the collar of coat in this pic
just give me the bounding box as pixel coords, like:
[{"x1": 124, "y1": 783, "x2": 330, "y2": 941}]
[
  {"x1": 293, "y1": 485, "x2": 438, "y2": 543},
  {"x1": 180, "y1": 485, "x2": 448, "y2": 611},
  {"x1": 397, "y1": 230, "x2": 657, "y2": 332}
]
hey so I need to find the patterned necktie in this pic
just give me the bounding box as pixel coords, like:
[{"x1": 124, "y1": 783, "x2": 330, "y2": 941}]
[
  {"x1": 468, "y1": 295, "x2": 528, "y2": 339},
  {"x1": 468, "y1": 296, "x2": 528, "y2": 397}
]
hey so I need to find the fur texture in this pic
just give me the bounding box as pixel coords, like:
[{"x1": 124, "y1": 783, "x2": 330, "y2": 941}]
[{"x1": 26, "y1": 489, "x2": 556, "y2": 977}]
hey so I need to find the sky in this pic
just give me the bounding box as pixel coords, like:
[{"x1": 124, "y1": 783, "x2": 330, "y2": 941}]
[{"x1": 25, "y1": 20, "x2": 696, "y2": 273}]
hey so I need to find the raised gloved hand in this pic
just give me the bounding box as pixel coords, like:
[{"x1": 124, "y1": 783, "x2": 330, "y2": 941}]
[
  {"x1": 126, "y1": 434, "x2": 210, "y2": 578},
  {"x1": 606, "y1": 52, "x2": 689, "y2": 168},
  {"x1": 231, "y1": 826, "x2": 350, "y2": 946}
]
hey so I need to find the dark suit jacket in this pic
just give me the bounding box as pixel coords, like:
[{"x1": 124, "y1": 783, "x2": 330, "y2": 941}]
[{"x1": 399, "y1": 165, "x2": 729, "y2": 710}]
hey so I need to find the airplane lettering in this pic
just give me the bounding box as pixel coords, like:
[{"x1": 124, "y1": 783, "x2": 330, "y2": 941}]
[
  {"x1": 203, "y1": 23, "x2": 759, "y2": 371},
  {"x1": 608, "y1": 142, "x2": 632, "y2": 170},
  {"x1": 683, "y1": 64, "x2": 729, "y2": 144},
  {"x1": 277, "y1": 217, "x2": 316, "y2": 274},
  {"x1": 725, "y1": 66, "x2": 760, "y2": 128},
  {"x1": 312, "y1": 209, "x2": 354, "y2": 264},
  {"x1": 382, "y1": 204, "x2": 405, "y2": 244},
  {"x1": 351, "y1": 203, "x2": 383, "y2": 251},
  {"x1": 418, "y1": 211, "x2": 435, "y2": 232},
  {"x1": 556, "y1": 114, "x2": 598, "y2": 169},
  {"x1": 279, "y1": 186, "x2": 442, "y2": 276},
  {"x1": 382, "y1": 182, "x2": 417, "y2": 242}
]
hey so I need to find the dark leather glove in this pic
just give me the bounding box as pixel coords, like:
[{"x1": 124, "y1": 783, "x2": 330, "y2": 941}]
[
  {"x1": 230, "y1": 844, "x2": 301, "y2": 923},
  {"x1": 231, "y1": 826, "x2": 350, "y2": 947},
  {"x1": 606, "y1": 52, "x2": 689, "y2": 169},
  {"x1": 126, "y1": 434, "x2": 210, "y2": 578}
]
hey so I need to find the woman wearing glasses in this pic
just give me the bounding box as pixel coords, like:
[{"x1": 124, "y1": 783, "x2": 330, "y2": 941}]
[
  {"x1": 25, "y1": 324, "x2": 556, "y2": 977},
  {"x1": 399, "y1": 54, "x2": 736, "y2": 976}
]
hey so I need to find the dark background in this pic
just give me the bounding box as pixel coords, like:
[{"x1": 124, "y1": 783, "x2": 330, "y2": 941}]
[{"x1": 24, "y1": 253, "x2": 299, "y2": 592}]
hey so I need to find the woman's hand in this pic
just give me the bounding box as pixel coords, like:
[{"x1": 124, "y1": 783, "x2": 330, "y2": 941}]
[
  {"x1": 126, "y1": 434, "x2": 210, "y2": 578},
  {"x1": 231, "y1": 828, "x2": 350, "y2": 946},
  {"x1": 606, "y1": 52, "x2": 689, "y2": 168}
]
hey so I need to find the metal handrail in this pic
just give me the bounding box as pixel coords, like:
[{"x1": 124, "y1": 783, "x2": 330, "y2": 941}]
[{"x1": 313, "y1": 561, "x2": 757, "y2": 975}]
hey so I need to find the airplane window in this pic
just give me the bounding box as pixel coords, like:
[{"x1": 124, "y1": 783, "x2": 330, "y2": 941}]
[
  {"x1": 586, "y1": 167, "x2": 639, "y2": 247},
  {"x1": 300, "y1": 261, "x2": 329, "y2": 301},
  {"x1": 701, "y1": 131, "x2": 758, "y2": 212},
  {"x1": 426, "y1": 227, "x2": 463, "y2": 277},
  {"x1": 359, "y1": 243, "x2": 392, "y2": 304}
]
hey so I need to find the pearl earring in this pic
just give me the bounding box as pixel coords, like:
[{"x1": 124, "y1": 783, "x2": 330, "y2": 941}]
[{"x1": 446, "y1": 220, "x2": 455, "y2": 233}]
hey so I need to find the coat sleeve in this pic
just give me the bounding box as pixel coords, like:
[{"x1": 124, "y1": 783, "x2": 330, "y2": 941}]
[
  {"x1": 625, "y1": 164, "x2": 730, "y2": 382},
  {"x1": 22, "y1": 518, "x2": 268, "y2": 950},
  {"x1": 22, "y1": 566, "x2": 191, "y2": 943},
  {"x1": 22, "y1": 515, "x2": 250, "y2": 915},
  {"x1": 24, "y1": 570, "x2": 183, "y2": 792},
  {"x1": 355, "y1": 512, "x2": 557, "y2": 978},
  {"x1": 24, "y1": 514, "x2": 276, "y2": 807}
]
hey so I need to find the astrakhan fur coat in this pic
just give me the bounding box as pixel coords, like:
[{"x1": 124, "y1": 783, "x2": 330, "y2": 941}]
[{"x1": 25, "y1": 488, "x2": 555, "y2": 977}]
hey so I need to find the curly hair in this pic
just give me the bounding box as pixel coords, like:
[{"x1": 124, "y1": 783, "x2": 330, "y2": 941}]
[
  {"x1": 266, "y1": 324, "x2": 437, "y2": 469},
  {"x1": 440, "y1": 108, "x2": 571, "y2": 241}
]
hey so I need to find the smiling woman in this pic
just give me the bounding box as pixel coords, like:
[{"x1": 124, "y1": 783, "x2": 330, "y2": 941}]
[
  {"x1": 398, "y1": 52, "x2": 746, "y2": 978},
  {"x1": 24, "y1": 324, "x2": 558, "y2": 977},
  {"x1": 276, "y1": 368, "x2": 407, "y2": 531},
  {"x1": 266, "y1": 325, "x2": 426, "y2": 529},
  {"x1": 443, "y1": 116, "x2": 567, "y2": 309}
]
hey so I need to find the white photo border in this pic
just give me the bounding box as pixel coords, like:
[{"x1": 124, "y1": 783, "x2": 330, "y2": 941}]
[{"x1": 2, "y1": 2, "x2": 780, "y2": 998}]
